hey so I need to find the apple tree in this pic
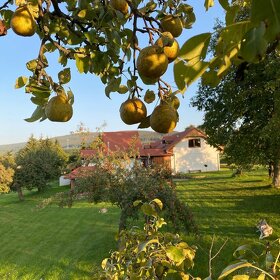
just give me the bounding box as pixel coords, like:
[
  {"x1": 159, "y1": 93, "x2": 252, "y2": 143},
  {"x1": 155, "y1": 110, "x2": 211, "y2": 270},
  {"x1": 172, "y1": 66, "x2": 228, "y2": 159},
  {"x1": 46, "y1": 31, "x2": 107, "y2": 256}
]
[
  {"x1": 13, "y1": 136, "x2": 68, "y2": 200},
  {"x1": 0, "y1": 0, "x2": 279, "y2": 133}
]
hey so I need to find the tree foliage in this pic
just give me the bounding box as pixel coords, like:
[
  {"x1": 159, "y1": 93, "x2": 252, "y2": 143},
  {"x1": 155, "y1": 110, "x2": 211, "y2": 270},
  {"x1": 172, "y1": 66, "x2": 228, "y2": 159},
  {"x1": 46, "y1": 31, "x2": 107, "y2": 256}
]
[
  {"x1": 0, "y1": 0, "x2": 279, "y2": 132},
  {"x1": 13, "y1": 136, "x2": 68, "y2": 196},
  {"x1": 193, "y1": 52, "x2": 280, "y2": 186},
  {"x1": 58, "y1": 144, "x2": 196, "y2": 233},
  {"x1": 101, "y1": 199, "x2": 197, "y2": 280},
  {"x1": 0, "y1": 152, "x2": 15, "y2": 193}
]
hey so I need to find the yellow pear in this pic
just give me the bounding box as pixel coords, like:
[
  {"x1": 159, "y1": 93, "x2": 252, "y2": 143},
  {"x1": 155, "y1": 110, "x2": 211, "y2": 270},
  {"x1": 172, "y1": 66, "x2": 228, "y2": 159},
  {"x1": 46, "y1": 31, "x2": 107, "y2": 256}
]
[
  {"x1": 110, "y1": 0, "x2": 129, "y2": 15},
  {"x1": 11, "y1": 6, "x2": 36, "y2": 37},
  {"x1": 45, "y1": 95, "x2": 73, "y2": 122},
  {"x1": 137, "y1": 45, "x2": 168, "y2": 80},
  {"x1": 160, "y1": 15, "x2": 183, "y2": 38},
  {"x1": 120, "y1": 98, "x2": 147, "y2": 125},
  {"x1": 155, "y1": 32, "x2": 180, "y2": 63}
]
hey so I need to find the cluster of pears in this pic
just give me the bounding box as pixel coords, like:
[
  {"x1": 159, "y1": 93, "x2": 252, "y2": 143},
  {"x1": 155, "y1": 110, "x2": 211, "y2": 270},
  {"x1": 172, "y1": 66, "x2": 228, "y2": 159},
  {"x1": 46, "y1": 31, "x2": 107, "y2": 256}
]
[
  {"x1": 120, "y1": 14, "x2": 183, "y2": 133},
  {"x1": 10, "y1": 5, "x2": 37, "y2": 37}
]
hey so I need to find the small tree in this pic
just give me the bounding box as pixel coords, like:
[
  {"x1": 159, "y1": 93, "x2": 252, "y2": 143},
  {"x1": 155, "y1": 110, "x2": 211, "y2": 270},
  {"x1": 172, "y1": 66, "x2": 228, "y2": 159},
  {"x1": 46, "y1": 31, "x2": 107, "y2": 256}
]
[
  {"x1": 0, "y1": 152, "x2": 15, "y2": 193},
  {"x1": 101, "y1": 199, "x2": 197, "y2": 280},
  {"x1": 13, "y1": 136, "x2": 68, "y2": 200},
  {"x1": 59, "y1": 144, "x2": 196, "y2": 233}
]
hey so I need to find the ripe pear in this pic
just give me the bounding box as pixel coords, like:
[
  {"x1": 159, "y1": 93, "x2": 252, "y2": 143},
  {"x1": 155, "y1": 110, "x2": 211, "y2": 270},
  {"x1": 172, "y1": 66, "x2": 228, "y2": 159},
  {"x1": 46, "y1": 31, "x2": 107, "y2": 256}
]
[
  {"x1": 120, "y1": 98, "x2": 147, "y2": 125},
  {"x1": 45, "y1": 95, "x2": 73, "y2": 122},
  {"x1": 160, "y1": 15, "x2": 183, "y2": 38},
  {"x1": 137, "y1": 45, "x2": 168, "y2": 80},
  {"x1": 110, "y1": 0, "x2": 129, "y2": 15},
  {"x1": 11, "y1": 6, "x2": 36, "y2": 37},
  {"x1": 155, "y1": 32, "x2": 180, "y2": 63},
  {"x1": 150, "y1": 104, "x2": 178, "y2": 133}
]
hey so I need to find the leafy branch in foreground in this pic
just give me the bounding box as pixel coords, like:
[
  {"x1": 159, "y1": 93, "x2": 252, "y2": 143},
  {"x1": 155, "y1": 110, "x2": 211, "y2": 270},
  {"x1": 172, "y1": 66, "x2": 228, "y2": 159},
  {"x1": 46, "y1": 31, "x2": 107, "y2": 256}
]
[
  {"x1": 100, "y1": 198, "x2": 197, "y2": 280},
  {"x1": 0, "y1": 0, "x2": 279, "y2": 133}
]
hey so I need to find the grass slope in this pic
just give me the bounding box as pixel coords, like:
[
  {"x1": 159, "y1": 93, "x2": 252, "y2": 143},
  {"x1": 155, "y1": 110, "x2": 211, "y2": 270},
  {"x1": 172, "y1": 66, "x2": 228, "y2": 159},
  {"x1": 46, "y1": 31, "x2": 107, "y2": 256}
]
[{"x1": 0, "y1": 169, "x2": 279, "y2": 279}]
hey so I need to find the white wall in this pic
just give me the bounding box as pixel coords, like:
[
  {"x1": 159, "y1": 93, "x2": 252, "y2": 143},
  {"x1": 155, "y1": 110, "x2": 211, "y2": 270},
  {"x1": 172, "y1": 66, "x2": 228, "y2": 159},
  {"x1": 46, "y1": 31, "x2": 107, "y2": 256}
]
[
  {"x1": 59, "y1": 176, "x2": 70, "y2": 186},
  {"x1": 171, "y1": 138, "x2": 220, "y2": 173}
]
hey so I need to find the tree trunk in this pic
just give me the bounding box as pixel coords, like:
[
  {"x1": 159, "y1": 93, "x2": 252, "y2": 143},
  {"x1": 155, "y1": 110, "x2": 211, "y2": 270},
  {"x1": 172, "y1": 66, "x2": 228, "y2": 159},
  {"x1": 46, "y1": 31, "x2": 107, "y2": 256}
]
[
  {"x1": 118, "y1": 209, "x2": 127, "y2": 234},
  {"x1": 272, "y1": 162, "x2": 280, "y2": 188},
  {"x1": 17, "y1": 186, "x2": 24, "y2": 201}
]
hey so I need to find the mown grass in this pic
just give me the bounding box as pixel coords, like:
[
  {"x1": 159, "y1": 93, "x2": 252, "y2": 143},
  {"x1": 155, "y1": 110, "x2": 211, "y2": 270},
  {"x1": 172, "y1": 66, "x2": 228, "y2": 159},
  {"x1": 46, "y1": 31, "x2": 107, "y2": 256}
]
[
  {"x1": 0, "y1": 185, "x2": 120, "y2": 280},
  {"x1": 0, "y1": 168, "x2": 279, "y2": 279},
  {"x1": 177, "y1": 168, "x2": 280, "y2": 278}
]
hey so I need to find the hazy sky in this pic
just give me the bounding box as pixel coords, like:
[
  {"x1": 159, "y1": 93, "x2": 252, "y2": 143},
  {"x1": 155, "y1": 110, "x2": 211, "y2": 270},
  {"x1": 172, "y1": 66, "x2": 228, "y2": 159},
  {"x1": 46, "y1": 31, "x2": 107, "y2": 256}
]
[{"x1": 0, "y1": 1, "x2": 224, "y2": 145}]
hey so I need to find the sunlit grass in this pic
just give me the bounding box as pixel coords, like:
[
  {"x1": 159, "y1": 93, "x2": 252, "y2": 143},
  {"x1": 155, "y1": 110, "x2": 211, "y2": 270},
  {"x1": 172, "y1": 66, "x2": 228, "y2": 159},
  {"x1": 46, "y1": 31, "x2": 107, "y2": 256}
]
[
  {"x1": 177, "y1": 168, "x2": 280, "y2": 278},
  {"x1": 0, "y1": 187, "x2": 120, "y2": 280},
  {"x1": 0, "y1": 169, "x2": 279, "y2": 279}
]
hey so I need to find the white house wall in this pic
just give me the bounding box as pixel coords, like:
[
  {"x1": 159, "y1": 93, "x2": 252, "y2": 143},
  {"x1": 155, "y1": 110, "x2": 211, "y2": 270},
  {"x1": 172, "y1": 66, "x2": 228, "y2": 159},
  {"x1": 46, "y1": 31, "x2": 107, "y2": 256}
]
[{"x1": 171, "y1": 138, "x2": 220, "y2": 173}]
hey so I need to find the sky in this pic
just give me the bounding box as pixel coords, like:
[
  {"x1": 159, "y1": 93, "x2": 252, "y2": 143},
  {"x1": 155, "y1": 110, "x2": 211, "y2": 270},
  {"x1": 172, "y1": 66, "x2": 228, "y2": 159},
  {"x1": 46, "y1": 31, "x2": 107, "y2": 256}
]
[{"x1": 0, "y1": 1, "x2": 224, "y2": 145}]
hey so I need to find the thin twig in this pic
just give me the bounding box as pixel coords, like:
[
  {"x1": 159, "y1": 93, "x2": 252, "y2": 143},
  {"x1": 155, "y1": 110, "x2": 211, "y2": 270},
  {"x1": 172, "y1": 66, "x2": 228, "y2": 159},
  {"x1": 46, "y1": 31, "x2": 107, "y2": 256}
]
[
  {"x1": 0, "y1": 0, "x2": 12, "y2": 10},
  {"x1": 208, "y1": 235, "x2": 228, "y2": 278}
]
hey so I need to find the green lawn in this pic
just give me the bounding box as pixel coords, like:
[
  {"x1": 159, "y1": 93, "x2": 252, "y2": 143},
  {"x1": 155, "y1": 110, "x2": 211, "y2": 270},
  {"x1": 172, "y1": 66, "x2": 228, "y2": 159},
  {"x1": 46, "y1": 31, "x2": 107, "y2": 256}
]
[
  {"x1": 0, "y1": 169, "x2": 279, "y2": 279},
  {"x1": 177, "y1": 168, "x2": 280, "y2": 278},
  {"x1": 0, "y1": 186, "x2": 120, "y2": 280}
]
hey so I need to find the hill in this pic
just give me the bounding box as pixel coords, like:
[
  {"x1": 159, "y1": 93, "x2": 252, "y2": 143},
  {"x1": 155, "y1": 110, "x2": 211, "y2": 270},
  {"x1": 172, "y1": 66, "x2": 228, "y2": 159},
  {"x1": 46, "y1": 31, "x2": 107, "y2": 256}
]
[{"x1": 0, "y1": 130, "x2": 164, "y2": 154}]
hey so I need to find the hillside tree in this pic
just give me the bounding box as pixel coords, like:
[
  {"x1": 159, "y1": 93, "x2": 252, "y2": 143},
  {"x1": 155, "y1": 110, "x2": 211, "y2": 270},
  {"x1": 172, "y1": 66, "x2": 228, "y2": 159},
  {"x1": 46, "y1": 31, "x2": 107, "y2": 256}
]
[
  {"x1": 13, "y1": 136, "x2": 68, "y2": 200},
  {"x1": 0, "y1": 0, "x2": 279, "y2": 133}
]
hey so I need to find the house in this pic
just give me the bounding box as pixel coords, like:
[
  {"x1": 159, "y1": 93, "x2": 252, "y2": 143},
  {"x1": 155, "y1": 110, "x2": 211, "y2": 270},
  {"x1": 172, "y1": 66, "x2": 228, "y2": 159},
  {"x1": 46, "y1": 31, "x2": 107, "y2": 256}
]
[
  {"x1": 140, "y1": 126, "x2": 220, "y2": 173},
  {"x1": 64, "y1": 127, "x2": 220, "y2": 186}
]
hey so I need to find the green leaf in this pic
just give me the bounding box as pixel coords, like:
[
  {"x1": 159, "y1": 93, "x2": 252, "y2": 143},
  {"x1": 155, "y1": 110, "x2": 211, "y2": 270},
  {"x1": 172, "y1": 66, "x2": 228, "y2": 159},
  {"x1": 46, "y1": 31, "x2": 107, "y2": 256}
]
[
  {"x1": 138, "y1": 116, "x2": 151, "y2": 129},
  {"x1": 165, "y1": 246, "x2": 185, "y2": 265},
  {"x1": 257, "y1": 273, "x2": 266, "y2": 280},
  {"x1": 216, "y1": 21, "x2": 252, "y2": 56},
  {"x1": 140, "y1": 203, "x2": 157, "y2": 217},
  {"x1": 218, "y1": 262, "x2": 253, "y2": 279},
  {"x1": 24, "y1": 106, "x2": 44, "y2": 122},
  {"x1": 225, "y1": 5, "x2": 240, "y2": 25},
  {"x1": 118, "y1": 85, "x2": 128, "y2": 94},
  {"x1": 74, "y1": 54, "x2": 89, "y2": 73},
  {"x1": 232, "y1": 276, "x2": 249, "y2": 280},
  {"x1": 67, "y1": 89, "x2": 74, "y2": 105},
  {"x1": 174, "y1": 60, "x2": 186, "y2": 91},
  {"x1": 204, "y1": 0, "x2": 214, "y2": 11},
  {"x1": 183, "y1": 59, "x2": 210, "y2": 87},
  {"x1": 101, "y1": 258, "x2": 108, "y2": 269},
  {"x1": 43, "y1": 43, "x2": 56, "y2": 53},
  {"x1": 179, "y1": 33, "x2": 211, "y2": 61},
  {"x1": 26, "y1": 59, "x2": 38, "y2": 71},
  {"x1": 251, "y1": 0, "x2": 280, "y2": 41},
  {"x1": 184, "y1": 11, "x2": 196, "y2": 29},
  {"x1": 133, "y1": 200, "x2": 142, "y2": 207},
  {"x1": 105, "y1": 77, "x2": 121, "y2": 98},
  {"x1": 25, "y1": 84, "x2": 51, "y2": 98},
  {"x1": 58, "y1": 68, "x2": 71, "y2": 84},
  {"x1": 218, "y1": 0, "x2": 229, "y2": 10},
  {"x1": 155, "y1": 218, "x2": 167, "y2": 229},
  {"x1": 137, "y1": 239, "x2": 159, "y2": 253},
  {"x1": 201, "y1": 70, "x2": 220, "y2": 87},
  {"x1": 30, "y1": 96, "x2": 48, "y2": 106},
  {"x1": 240, "y1": 22, "x2": 268, "y2": 63},
  {"x1": 15, "y1": 76, "x2": 28, "y2": 89},
  {"x1": 152, "y1": 198, "x2": 163, "y2": 210}
]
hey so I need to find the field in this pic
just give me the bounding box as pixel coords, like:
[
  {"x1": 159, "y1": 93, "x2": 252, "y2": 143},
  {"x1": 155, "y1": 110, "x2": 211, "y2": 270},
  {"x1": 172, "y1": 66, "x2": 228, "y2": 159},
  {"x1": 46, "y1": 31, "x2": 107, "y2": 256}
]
[{"x1": 0, "y1": 168, "x2": 279, "y2": 279}]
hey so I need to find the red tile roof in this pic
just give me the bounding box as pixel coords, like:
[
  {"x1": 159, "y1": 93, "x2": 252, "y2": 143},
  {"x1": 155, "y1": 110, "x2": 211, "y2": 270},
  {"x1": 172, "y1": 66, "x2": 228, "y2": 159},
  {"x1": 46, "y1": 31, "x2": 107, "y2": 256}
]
[
  {"x1": 64, "y1": 166, "x2": 96, "y2": 180},
  {"x1": 140, "y1": 126, "x2": 207, "y2": 156},
  {"x1": 80, "y1": 131, "x2": 142, "y2": 158}
]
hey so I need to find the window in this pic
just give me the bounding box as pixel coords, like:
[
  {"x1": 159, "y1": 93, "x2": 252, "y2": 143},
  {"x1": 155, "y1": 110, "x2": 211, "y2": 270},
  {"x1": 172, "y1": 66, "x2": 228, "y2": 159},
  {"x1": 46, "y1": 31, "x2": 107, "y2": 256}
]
[{"x1": 188, "y1": 138, "x2": 201, "y2": 148}]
